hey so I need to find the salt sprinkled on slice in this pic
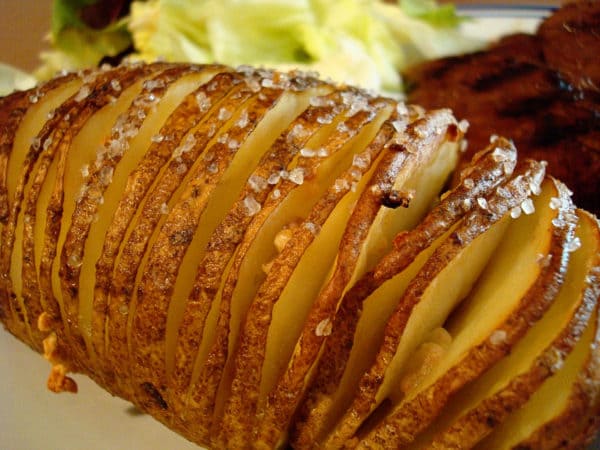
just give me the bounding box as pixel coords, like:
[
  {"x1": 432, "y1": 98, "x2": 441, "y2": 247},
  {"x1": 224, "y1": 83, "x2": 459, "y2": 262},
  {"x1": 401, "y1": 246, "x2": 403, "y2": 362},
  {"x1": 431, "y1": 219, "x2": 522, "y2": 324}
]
[
  {"x1": 248, "y1": 174, "x2": 268, "y2": 193},
  {"x1": 396, "y1": 102, "x2": 409, "y2": 116},
  {"x1": 315, "y1": 318, "x2": 332, "y2": 337},
  {"x1": 31, "y1": 137, "x2": 41, "y2": 151},
  {"x1": 67, "y1": 254, "x2": 83, "y2": 268},
  {"x1": 510, "y1": 206, "x2": 522, "y2": 219},
  {"x1": 317, "y1": 114, "x2": 334, "y2": 125},
  {"x1": 489, "y1": 134, "x2": 499, "y2": 143},
  {"x1": 317, "y1": 147, "x2": 329, "y2": 158},
  {"x1": 228, "y1": 139, "x2": 239, "y2": 151},
  {"x1": 243, "y1": 195, "x2": 262, "y2": 216},
  {"x1": 196, "y1": 92, "x2": 211, "y2": 112},
  {"x1": 217, "y1": 133, "x2": 229, "y2": 145},
  {"x1": 151, "y1": 134, "x2": 165, "y2": 143},
  {"x1": 458, "y1": 119, "x2": 470, "y2": 134},
  {"x1": 521, "y1": 198, "x2": 535, "y2": 215},
  {"x1": 336, "y1": 122, "x2": 349, "y2": 133},
  {"x1": 462, "y1": 198, "x2": 472, "y2": 210},
  {"x1": 80, "y1": 164, "x2": 89, "y2": 178},
  {"x1": 43, "y1": 137, "x2": 53, "y2": 151},
  {"x1": 176, "y1": 163, "x2": 187, "y2": 175},
  {"x1": 236, "y1": 110, "x2": 249, "y2": 128},
  {"x1": 303, "y1": 221, "x2": 320, "y2": 235},
  {"x1": 530, "y1": 180, "x2": 542, "y2": 196},
  {"x1": 207, "y1": 162, "x2": 219, "y2": 174},
  {"x1": 489, "y1": 329, "x2": 507, "y2": 346},
  {"x1": 566, "y1": 236, "x2": 582, "y2": 253},
  {"x1": 160, "y1": 203, "x2": 169, "y2": 214},
  {"x1": 300, "y1": 148, "x2": 316, "y2": 158},
  {"x1": 463, "y1": 178, "x2": 474, "y2": 189},
  {"x1": 74, "y1": 85, "x2": 91, "y2": 102},
  {"x1": 272, "y1": 189, "x2": 281, "y2": 199},
  {"x1": 267, "y1": 173, "x2": 281, "y2": 185},
  {"x1": 477, "y1": 197, "x2": 488, "y2": 210},
  {"x1": 47, "y1": 109, "x2": 55, "y2": 120},
  {"x1": 392, "y1": 119, "x2": 406, "y2": 133},
  {"x1": 111, "y1": 79, "x2": 121, "y2": 92},
  {"x1": 353, "y1": 154, "x2": 370, "y2": 170},
  {"x1": 218, "y1": 107, "x2": 232, "y2": 121},
  {"x1": 549, "y1": 197, "x2": 562, "y2": 210},
  {"x1": 333, "y1": 178, "x2": 350, "y2": 193},
  {"x1": 288, "y1": 168, "x2": 304, "y2": 185}
]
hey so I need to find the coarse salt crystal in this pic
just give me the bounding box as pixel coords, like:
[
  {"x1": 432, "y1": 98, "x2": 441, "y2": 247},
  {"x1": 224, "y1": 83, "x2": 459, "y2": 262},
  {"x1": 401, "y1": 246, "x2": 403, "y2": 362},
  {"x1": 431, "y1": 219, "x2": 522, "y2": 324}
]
[
  {"x1": 31, "y1": 137, "x2": 41, "y2": 150},
  {"x1": 236, "y1": 110, "x2": 249, "y2": 128},
  {"x1": 47, "y1": 109, "x2": 55, "y2": 120},
  {"x1": 336, "y1": 122, "x2": 349, "y2": 133},
  {"x1": 267, "y1": 173, "x2": 281, "y2": 185},
  {"x1": 353, "y1": 154, "x2": 370, "y2": 169},
  {"x1": 458, "y1": 119, "x2": 470, "y2": 133},
  {"x1": 317, "y1": 147, "x2": 329, "y2": 158},
  {"x1": 228, "y1": 139, "x2": 239, "y2": 150},
  {"x1": 207, "y1": 162, "x2": 219, "y2": 174},
  {"x1": 248, "y1": 174, "x2": 268, "y2": 193},
  {"x1": 300, "y1": 148, "x2": 316, "y2": 157},
  {"x1": 196, "y1": 92, "x2": 211, "y2": 112},
  {"x1": 392, "y1": 119, "x2": 406, "y2": 133},
  {"x1": 462, "y1": 198, "x2": 472, "y2": 210},
  {"x1": 151, "y1": 134, "x2": 165, "y2": 143},
  {"x1": 288, "y1": 168, "x2": 304, "y2": 185},
  {"x1": 272, "y1": 189, "x2": 281, "y2": 199},
  {"x1": 160, "y1": 203, "x2": 169, "y2": 214},
  {"x1": 244, "y1": 195, "x2": 262, "y2": 216},
  {"x1": 74, "y1": 164, "x2": 88, "y2": 182},
  {"x1": 74, "y1": 85, "x2": 90, "y2": 102},
  {"x1": 111, "y1": 79, "x2": 121, "y2": 91},
  {"x1": 549, "y1": 197, "x2": 562, "y2": 210},
  {"x1": 530, "y1": 180, "x2": 542, "y2": 196},
  {"x1": 489, "y1": 329, "x2": 507, "y2": 346},
  {"x1": 218, "y1": 107, "x2": 232, "y2": 121},
  {"x1": 463, "y1": 178, "x2": 474, "y2": 189},
  {"x1": 521, "y1": 198, "x2": 535, "y2": 215},
  {"x1": 304, "y1": 221, "x2": 320, "y2": 235},
  {"x1": 176, "y1": 163, "x2": 187, "y2": 175},
  {"x1": 333, "y1": 178, "x2": 350, "y2": 193},
  {"x1": 566, "y1": 237, "x2": 582, "y2": 253},
  {"x1": 510, "y1": 206, "x2": 522, "y2": 219},
  {"x1": 477, "y1": 197, "x2": 488, "y2": 210},
  {"x1": 315, "y1": 318, "x2": 332, "y2": 337}
]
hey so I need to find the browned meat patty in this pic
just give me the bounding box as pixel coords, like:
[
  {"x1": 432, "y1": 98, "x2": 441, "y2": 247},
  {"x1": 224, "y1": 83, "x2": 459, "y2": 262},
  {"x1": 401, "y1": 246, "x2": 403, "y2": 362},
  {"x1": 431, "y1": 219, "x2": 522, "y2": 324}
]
[{"x1": 406, "y1": 1, "x2": 600, "y2": 215}]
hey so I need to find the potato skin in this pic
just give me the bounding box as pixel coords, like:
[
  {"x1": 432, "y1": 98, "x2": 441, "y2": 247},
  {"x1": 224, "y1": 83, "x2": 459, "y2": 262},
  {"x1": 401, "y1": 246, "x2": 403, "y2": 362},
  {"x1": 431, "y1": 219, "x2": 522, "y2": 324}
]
[{"x1": 0, "y1": 62, "x2": 599, "y2": 450}]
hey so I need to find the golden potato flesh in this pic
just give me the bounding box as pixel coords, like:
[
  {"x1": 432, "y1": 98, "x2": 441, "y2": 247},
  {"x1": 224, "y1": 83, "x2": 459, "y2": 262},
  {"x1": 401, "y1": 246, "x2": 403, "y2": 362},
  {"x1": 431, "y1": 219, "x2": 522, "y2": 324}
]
[
  {"x1": 410, "y1": 207, "x2": 600, "y2": 449},
  {"x1": 0, "y1": 63, "x2": 598, "y2": 450}
]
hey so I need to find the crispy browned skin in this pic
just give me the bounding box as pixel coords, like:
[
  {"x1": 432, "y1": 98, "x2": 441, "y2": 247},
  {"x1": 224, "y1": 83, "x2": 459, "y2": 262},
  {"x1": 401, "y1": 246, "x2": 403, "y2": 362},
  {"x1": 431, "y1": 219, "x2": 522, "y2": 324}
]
[
  {"x1": 406, "y1": 0, "x2": 600, "y2": 215},
  {"x1": 1, "y1": 62, "x2": 599, "y2": 450}
]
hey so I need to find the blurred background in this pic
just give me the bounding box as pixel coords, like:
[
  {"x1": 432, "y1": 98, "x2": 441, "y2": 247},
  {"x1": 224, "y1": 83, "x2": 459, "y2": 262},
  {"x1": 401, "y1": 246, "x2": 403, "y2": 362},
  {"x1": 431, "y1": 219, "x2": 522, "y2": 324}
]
[{"x1": 0, "y1": 0, "x2": 562, "y2": 73}]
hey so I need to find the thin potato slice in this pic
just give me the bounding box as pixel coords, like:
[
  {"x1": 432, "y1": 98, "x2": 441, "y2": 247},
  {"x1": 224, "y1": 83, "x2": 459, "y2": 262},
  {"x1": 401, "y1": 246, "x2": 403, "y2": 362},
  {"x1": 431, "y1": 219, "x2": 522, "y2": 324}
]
[
  {"x1": 8, "y1": 65, "x2": 162, "y2": 362},
  {"x1": 128, "y1": 79, "x2": 297, "y2": 418},
  {"x1": 323, "y1": 160, "x2": 549, "y2": 448},
  {"x1": 211, "y1": 95, "x2": 394, "y2": 448},
  {"x1": 90, "y1": 69, "x2": 237, "y2": 389},
  {"x1": 226, "y1": 115, "x2": 397, "y2": 449},
  {"x1": 3, "y1": 74, "x2": 82, "y2": 347},
  {"x1": 59, "y1": 66, "x2": 221, "y2": 371},
  {"x1": 476, "y1": 210, "x2": 600, "y2": 450},
  {"x1": 104, "y1": 72, "x2": 259, "y2": 399},
  {"x1": 258, "y1": 109, "x2": 465, "y2": 449},
  {"x1": 355, "y1": 176, "x2": 577, "y2": 448},
  {"x1": 413, "y1": 208, "x2": 600, "y2": 449},
  {"x1": 168, "y1": 90, "x2": 345, "y2": 425},
  {"x1": 291, "y1": 137, "x2": 519, "y2": 448},
  {"x1": 171, "y1": 89, "x2": 355, "y2": 443}
]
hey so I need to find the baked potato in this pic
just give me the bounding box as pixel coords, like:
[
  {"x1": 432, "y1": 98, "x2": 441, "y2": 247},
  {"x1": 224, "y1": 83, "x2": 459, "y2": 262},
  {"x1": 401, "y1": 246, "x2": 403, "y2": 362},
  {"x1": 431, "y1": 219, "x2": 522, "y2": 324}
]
[{"x1": 0, "y1": 62, "x2": 598, "y2": 449}]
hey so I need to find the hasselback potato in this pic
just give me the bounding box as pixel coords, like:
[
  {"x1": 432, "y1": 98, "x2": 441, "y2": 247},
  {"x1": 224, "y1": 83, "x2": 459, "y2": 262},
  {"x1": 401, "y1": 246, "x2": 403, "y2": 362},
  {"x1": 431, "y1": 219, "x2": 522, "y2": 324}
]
[{"x1": 1, "y1": 62, "x2": 599, "y2": 449}]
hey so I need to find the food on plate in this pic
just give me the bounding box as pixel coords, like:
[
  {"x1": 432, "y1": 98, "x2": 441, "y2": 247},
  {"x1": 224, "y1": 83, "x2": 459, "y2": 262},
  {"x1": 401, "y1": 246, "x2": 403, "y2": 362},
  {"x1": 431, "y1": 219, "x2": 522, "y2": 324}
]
[
  {"x1": 38, "y1": 0, "x2": 482, "y2": 94},
  {"x1": 0, "y1": 62, "x2": 599, "y2": 449},
  {"x1": 405, "y1": 0, "x2": 600, "y2": 215}
]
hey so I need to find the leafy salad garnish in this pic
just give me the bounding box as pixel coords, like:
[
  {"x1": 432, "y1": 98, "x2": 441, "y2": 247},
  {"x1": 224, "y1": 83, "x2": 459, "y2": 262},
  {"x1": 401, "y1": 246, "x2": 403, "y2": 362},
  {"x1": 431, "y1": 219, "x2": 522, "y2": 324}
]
[{"x1": 37, "y1": 0, "x2": 482, "y2": 94}]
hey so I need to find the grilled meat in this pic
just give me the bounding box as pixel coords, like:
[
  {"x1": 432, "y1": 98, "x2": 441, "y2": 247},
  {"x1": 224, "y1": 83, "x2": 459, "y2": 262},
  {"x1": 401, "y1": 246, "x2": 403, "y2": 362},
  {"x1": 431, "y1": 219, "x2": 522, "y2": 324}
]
[{"x1": 406, "y1": 1, "x2": 600, "y2": 214}]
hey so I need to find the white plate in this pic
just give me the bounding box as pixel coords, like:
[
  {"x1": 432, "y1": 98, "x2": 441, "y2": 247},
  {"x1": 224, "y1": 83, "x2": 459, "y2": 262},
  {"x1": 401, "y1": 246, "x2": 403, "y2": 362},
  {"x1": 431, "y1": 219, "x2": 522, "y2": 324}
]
[{"x1": 0, "y1": 5, "x2": 575, "y2": 450}]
